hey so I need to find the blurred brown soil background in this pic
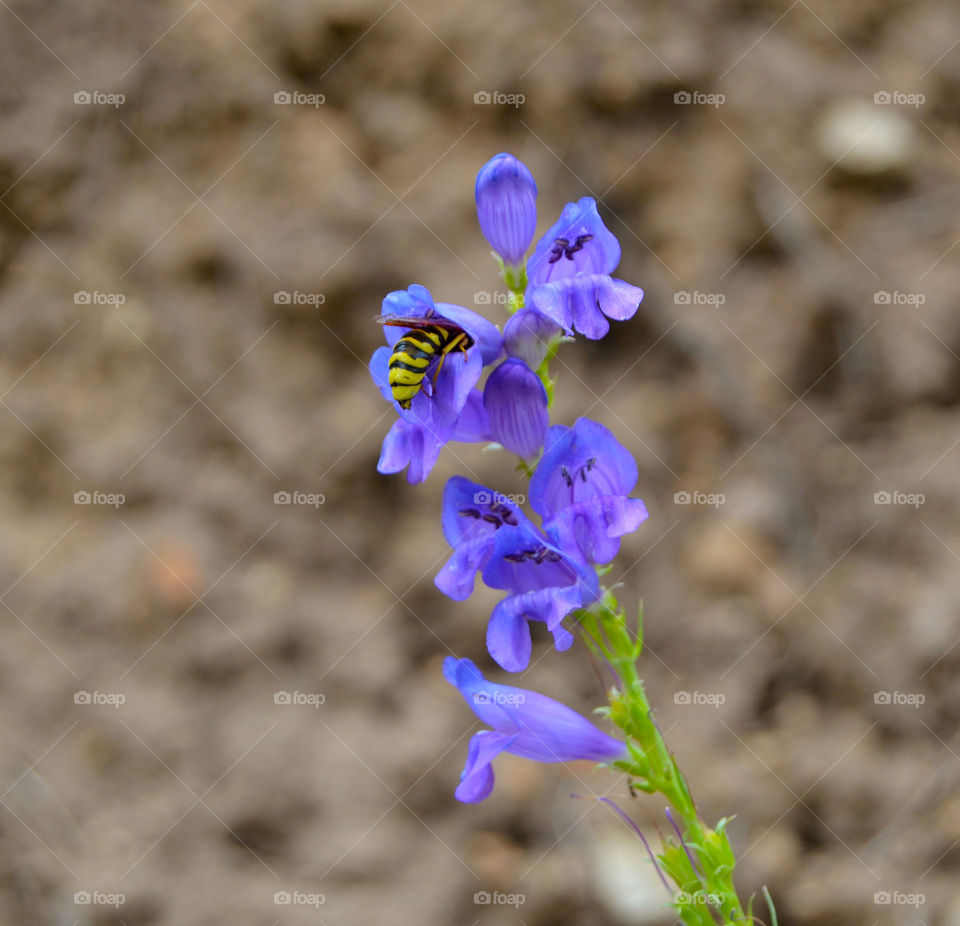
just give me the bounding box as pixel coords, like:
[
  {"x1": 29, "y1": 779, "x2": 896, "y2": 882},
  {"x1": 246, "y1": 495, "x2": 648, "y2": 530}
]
[{"x1": 0, "y1": 0, "x2": 959, "y2": 923}]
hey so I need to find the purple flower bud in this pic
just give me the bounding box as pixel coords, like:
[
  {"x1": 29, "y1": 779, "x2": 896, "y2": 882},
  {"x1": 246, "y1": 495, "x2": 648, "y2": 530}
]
[
  {"x1": 475, "y1": 153, "x2": 537, "y2": 265},
  {"x1": 444, "y1": 657, "x2": 627, "y2": 802},
  {"x1": 482, "y1": 358, "x2": 549, "y2": 459},
  {"x1": 503, "y1": 308, "x2": 561, "y2": 369}
]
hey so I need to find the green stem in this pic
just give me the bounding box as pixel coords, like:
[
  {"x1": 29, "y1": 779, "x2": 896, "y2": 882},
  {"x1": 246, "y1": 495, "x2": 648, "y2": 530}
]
[{"x1": 579, "y1": 590, "x2": 748, "y2": 924}]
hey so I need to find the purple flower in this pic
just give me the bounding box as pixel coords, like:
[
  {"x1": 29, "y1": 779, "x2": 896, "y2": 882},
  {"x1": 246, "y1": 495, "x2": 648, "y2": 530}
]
[
  {"x1": 481, "y1": 519, "x2": 598, "y2": 671},
  {"x1": 526, "y1": 198, "x2": 643, "y2": 340},
  {"x1": 435, "y1": 477, "x2": 527, "y2": 601},
  {"x1": 435, "y1": 480, "x2": 598, "y2": 671},
  {"x1": 530, "y1": 418, "x2": 648, "y2": 564},
  {"x1": 528, "y1": 197, "x2": 621, "y2": 283},
  {"x1": 376, "y1": 390, "x2": 490, "y2": 485},
  {"x1": 483, "y1": 359, "x2": 549, "y2": 459},
  {"x1": 444, "y1": 657, "x2": 626, "y2": 803},
  {"x1": 475, "y1": 153, "x2": 537, "y2": 266},
  {"x1": 503, "y1": 308, "x2": 562, "y2": 369},
  {"x1": 371, "y1": 350, "x2": 489, "y2": 484},
  {"x1": 370, "y1": 285, "x2": 502, "y2": 483}
]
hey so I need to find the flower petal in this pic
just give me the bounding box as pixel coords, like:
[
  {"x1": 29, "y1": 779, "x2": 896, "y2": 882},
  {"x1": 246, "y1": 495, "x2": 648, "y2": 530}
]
[
  {"x1": 503, "y1": 308, "x2": 561, "y2": 369},
  {"x1": 434, "y1": 302, "x2": 503, "y2": 366},
  {"x1": 527, "y1": 197, "x2": 620, "y2": 284},
  {"x1": 482, "y1": 521, "x2": 596, "y2": 597},
  {"x1": 530, "y1": 418, "x2": 639, "y2": 520},
  {"x1": 487, "y1": 584, "x2": 583, "y2": 671},
  {"x1": 369, "y1": 346, "x2": 395, "y2": 405},
  {"x1": 430, "y1": 346, "x2": 482, "y2": 427},
  {"x1": 452, "y1": 390, "x2": 491, "y2": 443},
  {"x1": 454, "y1": 730, "x2": 515, "y2": 803},
  {"x1": 376, "y1": 418, "x2": 444, "y2": 485},
  {"x1": 436, "y1": 477, "x2": 530, "y2": 599},
  {"x1": 483, "y1": 359, "x2": 549, "y2": 459},
  {"x1": 440, "y1": 476, "x2": 527, "y2": 547},
  {"x1": 528, "y1": 274, "x2": 644, "y2": 340},
  {"x1": 598, "y1": 276, "x2": 645, "y2": 321},
  {"x1": 545, "y1": 495, "x2": 649, "y2": 565},
  {"x1": 436, "y1": 537, "x2": 494, "y2": 600},
  {"x1": 486, "y1": 601, "x2": 533, "y2": 673},
  {"x1": 380, "y1": 284, "x2": 435, "y2": 348}
]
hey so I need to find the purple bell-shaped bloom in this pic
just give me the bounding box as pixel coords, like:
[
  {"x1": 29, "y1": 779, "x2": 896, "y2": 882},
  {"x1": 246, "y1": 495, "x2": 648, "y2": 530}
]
[
  {"x1": 481, "y1": 519, "x2": 599, "y2": 671},
  {"x1": 483, "y1": 359, "x2": 549, "y2": 459},
  {"x1": 435, "y1": 477, "x2": 528, "y2": 601},
  {"x1": 475, "y1": 153, "x2": 538, "y2": 266},
  {"x1": 444, "y1": 657, "x2": 627, "y2": 803},
  {"x1": 370, "y1": 285, "x2": 502, "y2": 483},
  {"x1": 526, "y1": 198, "x2": 644, "y2": 340},
  {"x1": 503, "y1": 307, "x2": 562, "y2": 369},
  {"x1": 530, "y1": 418, "x2": 648, "y2": 564}
]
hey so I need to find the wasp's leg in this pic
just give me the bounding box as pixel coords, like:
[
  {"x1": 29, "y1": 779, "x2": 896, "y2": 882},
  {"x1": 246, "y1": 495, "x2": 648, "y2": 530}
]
[{"x1": 430, "y1": 351, "x2": 448, "y2": 392}]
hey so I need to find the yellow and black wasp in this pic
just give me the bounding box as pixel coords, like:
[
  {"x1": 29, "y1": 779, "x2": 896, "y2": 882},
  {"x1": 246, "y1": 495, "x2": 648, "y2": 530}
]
[{"x1": 375, "y1": 313, "x2": 474, "y2": 410}]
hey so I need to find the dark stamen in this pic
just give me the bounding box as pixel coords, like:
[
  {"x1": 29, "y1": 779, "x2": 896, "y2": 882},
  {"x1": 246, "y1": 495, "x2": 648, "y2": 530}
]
[
  {"x1": 548, "y1": 238, "x2": 570, "y2": 264},
  {"x1": 551, "y1": 233, "x2": 594, "y2": 261}
]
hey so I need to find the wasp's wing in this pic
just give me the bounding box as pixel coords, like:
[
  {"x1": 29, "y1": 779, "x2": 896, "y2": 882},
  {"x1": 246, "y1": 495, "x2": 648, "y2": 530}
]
[{"x1": 374, "y1": 313, "x2": 465, "y2": 332}]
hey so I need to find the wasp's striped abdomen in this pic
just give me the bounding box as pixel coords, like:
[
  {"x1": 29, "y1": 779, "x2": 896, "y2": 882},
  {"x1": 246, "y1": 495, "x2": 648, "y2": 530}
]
[{"x1": 388, "y1": 324, "x2": 472, "y2": 409}]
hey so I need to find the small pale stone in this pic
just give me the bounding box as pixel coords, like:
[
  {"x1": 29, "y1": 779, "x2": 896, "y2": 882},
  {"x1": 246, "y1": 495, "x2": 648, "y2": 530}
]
[{"x1": 817, "y1": 98, "x2": 915, "y2": 174}]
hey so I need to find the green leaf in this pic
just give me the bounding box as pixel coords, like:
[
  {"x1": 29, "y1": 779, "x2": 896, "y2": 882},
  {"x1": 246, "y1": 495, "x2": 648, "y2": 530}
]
[{"x1": 763, "y1": 886, "x2": 779, "y2": 926}]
